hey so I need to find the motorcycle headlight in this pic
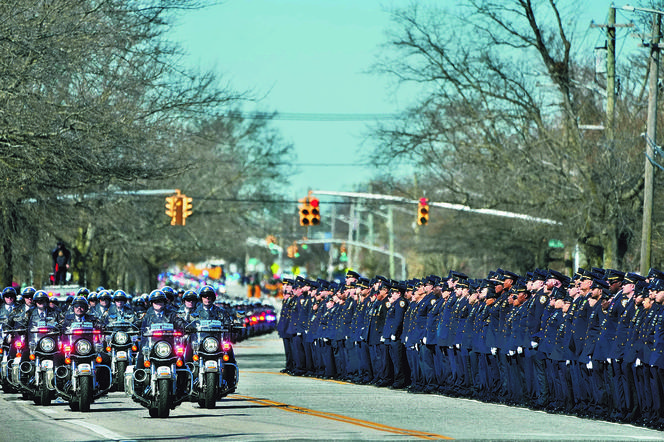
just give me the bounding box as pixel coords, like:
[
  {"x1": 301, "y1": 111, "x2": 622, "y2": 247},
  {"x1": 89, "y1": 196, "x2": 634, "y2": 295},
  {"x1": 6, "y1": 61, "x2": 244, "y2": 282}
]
[
  {"x1": 202, "y1": 337, "x2": 219, "y2": 353},
  {"x1": 113, "y1": 331, "x2": 129, "y2": 345},
  {"x1": 75, "y1": 339, "x2": 93, "y2": 355},
  {"x1": 39, "y1": 337, "x2": 56, "y2": 353},
  {"x1": 154, "y1": 341, "x2": 172, "y2": 358}
]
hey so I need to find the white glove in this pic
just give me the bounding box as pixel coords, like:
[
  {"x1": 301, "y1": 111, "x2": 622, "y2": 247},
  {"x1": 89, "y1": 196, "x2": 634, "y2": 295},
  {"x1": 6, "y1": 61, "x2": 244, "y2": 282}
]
[
  {"x1": 380, "y1": 336, "x2": 385, "y2": 343},
  {"x1": 607, "y1": 358, "x2": 612, "y2": 364},
  {"x1": 586, "y1": 361, "x2": 593, "y2": 370},
  {"x1": 296, "y1": 332, "x2": 302, "y2": 336},
  {"x1": 566, "y1": 360, "x2": 570, "y2": 366},
  {"x1": 344, "y1": 336, "x2": 348, "y2": 340},
  {"x1": 323, "y1": 338, "x2": 329, "y2": 342},
  {"x1": 403, "y1": 337, "x2": 408, "y2": 343},
  {"x1": 517, "y1": 346, "x2": 523, "y2": 354},
  {"x1": 414, "y1": 343, "x2": 419, "y2": 351},
  {"x1": 508, "y1": 350, "x2": 515, "y2": 356},
  {"x1": 391, "y1": 334, "x2": 396, "y2": 341},
  {"x1": 422, "y1": 337, "x2": 427, "y2": 345},
  {"x1": 491, "y1": 347, "x2": 497, "y2": 355},
  {"x1": 530, "y1": 340, "x2": 539, "y2": 349},
  {"x1": 635, "y1": 358, "x2": 642, "y2": 367},
  {"x1": 455, "y1": 343, "x2": 461, "y2": 349}
]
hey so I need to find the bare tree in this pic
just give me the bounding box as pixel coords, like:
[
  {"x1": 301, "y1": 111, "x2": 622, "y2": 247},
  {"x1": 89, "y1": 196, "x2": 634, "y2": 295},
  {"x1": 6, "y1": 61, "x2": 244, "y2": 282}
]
[{"x1": 370, "y1": 0, "x2": 657, "y2": 272}]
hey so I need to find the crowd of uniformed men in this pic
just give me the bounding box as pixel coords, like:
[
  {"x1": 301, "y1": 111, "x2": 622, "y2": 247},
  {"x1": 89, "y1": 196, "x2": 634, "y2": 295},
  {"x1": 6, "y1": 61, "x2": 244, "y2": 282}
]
[{"x1": 277, "y1": 267, "x2": 664, "y2": 429}]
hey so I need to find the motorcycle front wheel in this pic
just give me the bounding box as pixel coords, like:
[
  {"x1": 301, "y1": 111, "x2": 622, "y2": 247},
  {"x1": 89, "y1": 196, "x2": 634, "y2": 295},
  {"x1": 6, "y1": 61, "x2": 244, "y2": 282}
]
[
  {"x1": 156, "y1": 378, "x2": 170, "y2": 418},
  {"x1": 204, "y1": 372, "x2": 217, "y2": 409},
  {"x1": 39, "y1": 382, "x2": 51, "y2": 406},
  {"x1": 79, "y1": 376, "x2": 92, "y2": 412}
]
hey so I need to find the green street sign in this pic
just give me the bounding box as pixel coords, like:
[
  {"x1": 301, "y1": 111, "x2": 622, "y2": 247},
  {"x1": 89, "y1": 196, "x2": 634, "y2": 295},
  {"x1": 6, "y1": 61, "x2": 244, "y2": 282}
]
[{"x1": 548, "y1": 239, "x2": 564, "y2": 248}]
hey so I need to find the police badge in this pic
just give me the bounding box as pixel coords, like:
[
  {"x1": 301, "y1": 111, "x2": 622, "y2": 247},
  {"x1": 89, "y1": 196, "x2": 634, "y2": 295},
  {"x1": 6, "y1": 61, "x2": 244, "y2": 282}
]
[{"x1": 539, "y1": 295, "x2": 547, "y2": 304}]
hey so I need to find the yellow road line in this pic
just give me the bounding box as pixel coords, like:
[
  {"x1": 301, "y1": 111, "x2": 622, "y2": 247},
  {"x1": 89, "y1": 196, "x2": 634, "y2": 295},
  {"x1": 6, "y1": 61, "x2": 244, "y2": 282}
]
[
  {"x1": 247, "y1": 371, "x2": 351, "y2": 385},
  {"x1": 231, "y1": 394, "x2": 452, "y2": 440}
]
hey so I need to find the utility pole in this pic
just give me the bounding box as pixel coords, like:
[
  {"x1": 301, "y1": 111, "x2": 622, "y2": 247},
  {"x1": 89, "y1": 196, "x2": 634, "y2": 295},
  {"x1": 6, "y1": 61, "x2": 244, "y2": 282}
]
[
  {"x1": 388, "y1": 205, "x2": 395, "y2": 278},
  {"x1": 327, "y1": 203, "x2": 336, "y2": 280},
  {"x1": 606, "y1": 6, "x2": 616, "y2": 142},
  {"x1": 641, "y1": 13, "x2": 660, "y2": 274}
]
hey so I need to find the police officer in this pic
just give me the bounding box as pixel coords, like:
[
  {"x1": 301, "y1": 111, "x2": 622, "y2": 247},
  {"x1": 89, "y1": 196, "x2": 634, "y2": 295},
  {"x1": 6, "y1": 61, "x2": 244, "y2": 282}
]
[
  {"x1": 382, "y1": 281, "x2": 409, "y2": 389},
  {"x1": 177, "y1": 290, "x2": 199, "y2": 324},
  {"x1": 104, "y1": 290, "x2": 135, "y2": 324}
]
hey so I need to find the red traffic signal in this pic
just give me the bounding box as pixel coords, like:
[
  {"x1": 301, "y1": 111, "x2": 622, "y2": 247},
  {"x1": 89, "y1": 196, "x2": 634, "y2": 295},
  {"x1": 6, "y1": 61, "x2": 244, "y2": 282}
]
[{"x1": 417, "y1": 197, "x2": 429, "y2": 226}]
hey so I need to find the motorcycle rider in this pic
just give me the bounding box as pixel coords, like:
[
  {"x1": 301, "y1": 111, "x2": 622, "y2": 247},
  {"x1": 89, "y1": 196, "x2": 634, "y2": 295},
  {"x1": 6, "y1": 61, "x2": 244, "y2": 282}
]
[
  {"x1": 59, "y1": 296, "x2": 110, "y2": 390},
  {"x1": 95, "y1": 290, "x2": 112, "y2": 319},
  {"x1": 17, "y1": 291, "x2": 62, "y2": 371},
  {"x1": 16, "y1": 287, "x2": 36, "y2": 317},
  {"x1": 191, "y1": 286, "x2": 232, "y2": 325},
  {"x1": 161, "y1": 286, "x2": 178, "y2": 315},
  {"x1": 191, "y1": 286, "x2": 236, "y2": 393},
  {"x1": 177, "y1": 290, "x2": 199, "y2": 323},
  {"x1": 105, "y1": 290, "x2": 135, "y2": 323},
  {"x1": 60, "y1": 296, "x2": 101, "y2": 329},
  {"x1": 0, "y1": 288, "x2": 18, "y2": 325},
  {"x1": 87, "y1": 292, "x2": 98, "y2": 312},
  {"x1": 134, "y1": 290, "x2": 187, "y2": 391}
]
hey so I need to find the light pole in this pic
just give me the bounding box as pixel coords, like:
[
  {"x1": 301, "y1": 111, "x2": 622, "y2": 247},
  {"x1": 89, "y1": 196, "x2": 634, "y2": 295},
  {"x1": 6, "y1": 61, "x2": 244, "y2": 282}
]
[{"x1": 622, "y1": 5, "x2": 662, "y2": 273}]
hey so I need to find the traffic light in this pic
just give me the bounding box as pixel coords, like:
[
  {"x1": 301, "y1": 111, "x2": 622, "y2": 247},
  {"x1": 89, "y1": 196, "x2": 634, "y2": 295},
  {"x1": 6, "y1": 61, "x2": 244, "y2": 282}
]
[
  {"x1": 299, "y1": 198, "x2": 311, "y2": 226},
  {"x1": 181, "y1": 195, "x2": 193, "y2": 225},
  {"x1": 266, "y1": 235, "x2": 278, "y2": 254},
  {"x1": 287, "y1": 243, "x2": 299, "y2": 259},
  {"x1": 165, "y1": 194, "x2": 183, "y2": 226},
  {"x1": 417, "y1": 197, "x2": 429, "y2": 225},
  {"x1": 309, "y1": 197, "x2": 320, "y2": 225},
  {"x1": 339, "y1": 243, "x2": 348, "y2": 262},
  {"x1": 165, "y1": 195, "x2": 178, "y2": 225}
]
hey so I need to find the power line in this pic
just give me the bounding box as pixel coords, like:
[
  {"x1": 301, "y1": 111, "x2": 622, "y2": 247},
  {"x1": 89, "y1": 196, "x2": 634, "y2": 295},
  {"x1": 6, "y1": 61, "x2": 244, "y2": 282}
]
[{"x1": 223, "y1": 111, "x2": 401, "y2": 121}]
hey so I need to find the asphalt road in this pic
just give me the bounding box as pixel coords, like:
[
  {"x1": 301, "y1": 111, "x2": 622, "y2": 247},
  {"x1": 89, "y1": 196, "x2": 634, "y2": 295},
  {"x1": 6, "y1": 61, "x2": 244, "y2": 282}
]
[{"x1": 1, "y1": 333, "x2": 663, "y2": 441}]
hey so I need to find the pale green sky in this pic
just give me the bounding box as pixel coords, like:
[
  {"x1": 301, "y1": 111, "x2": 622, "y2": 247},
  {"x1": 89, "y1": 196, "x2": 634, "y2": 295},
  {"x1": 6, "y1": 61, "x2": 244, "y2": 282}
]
[{"x1": 170, "y1": 0, "x2": 638, "y2": 200}]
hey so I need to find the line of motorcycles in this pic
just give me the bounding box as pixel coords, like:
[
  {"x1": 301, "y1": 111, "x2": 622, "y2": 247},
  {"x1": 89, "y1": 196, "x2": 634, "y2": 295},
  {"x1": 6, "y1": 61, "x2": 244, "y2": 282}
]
[{"x1": 0, "y1": 318, "x2": 239, "y2": 418}]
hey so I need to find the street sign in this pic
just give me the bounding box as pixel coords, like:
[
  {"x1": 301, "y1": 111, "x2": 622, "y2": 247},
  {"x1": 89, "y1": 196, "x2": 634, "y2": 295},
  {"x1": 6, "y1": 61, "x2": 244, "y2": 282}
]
[{"x1": 548, "y1": 239, "x2": 564, "y2": 248}]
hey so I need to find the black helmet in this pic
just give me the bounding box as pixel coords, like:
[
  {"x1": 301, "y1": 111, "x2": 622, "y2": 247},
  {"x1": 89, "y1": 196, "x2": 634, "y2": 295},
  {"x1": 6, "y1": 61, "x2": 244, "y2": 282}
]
[
  {"x1": 2, "y1": 287, "x2": 17, "y2": 299},
  {"x1": 21, "y1": 286, "x2": 36, "y2": 299},
  {"x1": 161, "y1": 286, "x2": 175, "y2": 303},
  {"x1": 33, "y1": 290, "x2": 49, "y2": 305},
  {"x1": 133, "y1": 296, "x2": 145, "y2": 307},
  {"x1": 65, "y1": 295, "x2": 74, "y2": 306},
  {"x1": 76, "y1": 287, "x2": 90, "y2": 298},
  {"x1": 98, "y1": 290, "x2": 112, "y2": 303},
  {"x1": 183, "y1": 290, "x2": 198, "y2": 302},
  {"x1": 149, "y1": 289, "x2": 167, "y2": 304},
  {"x1": 113, "y1": 290, "x2": 128, "y2": 302},
  {"x1": 71, "y1": 296, "x2": 89, "y2": 310},
  {"x1": 88, "y1": 292, "x2": 98, "y2": 302},
  {"x1": 198, "y1": 286, "x2": 216, "y2": 302},
  {"x1": 49, "y1": 298, "x2": 59, "y2": 306}
]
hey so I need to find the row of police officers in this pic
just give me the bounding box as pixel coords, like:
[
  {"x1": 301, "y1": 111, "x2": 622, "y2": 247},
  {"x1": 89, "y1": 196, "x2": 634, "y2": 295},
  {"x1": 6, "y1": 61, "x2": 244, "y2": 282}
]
[{"x1": 277, "y1": 267, "x2": 664, "y2": 430}]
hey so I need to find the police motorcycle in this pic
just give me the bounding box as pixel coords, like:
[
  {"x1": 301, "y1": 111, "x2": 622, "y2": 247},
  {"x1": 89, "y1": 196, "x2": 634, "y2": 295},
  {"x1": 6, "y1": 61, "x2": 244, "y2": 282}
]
[
  {"x1": 55, "y1": 315, "x2": 111, "y2": 412},
  {"x1": 125, "y1": 322, "x2": 193, "y2": 418},
  {"x1": 124, "y1": 290, "x2": 193, "y2": 418},
  {"x1": 0, "y1": 322, "x2": 21, "y2": 393},
  {"x1": 9, "y1": 291, "x2": 61, "y2": 405},
  {"x1": 186, "y1": 318, "x2": 238, "y2": 408},
  {"x1": 103, "y1": 319, "x2": 140, "y2": 392},
  {"x1": 17, "y1": 320, "x2": 61, "y2": 405}
]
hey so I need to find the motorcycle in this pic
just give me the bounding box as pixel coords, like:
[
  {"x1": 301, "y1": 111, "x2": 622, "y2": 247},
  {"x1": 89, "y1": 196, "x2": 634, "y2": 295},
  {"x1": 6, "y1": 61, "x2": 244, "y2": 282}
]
[
  {"x1": 55, "y1": 321, "x2": 111, "y2": 412},
  {"x1": 187, "y1": 319, "x2": 239, "y2": 408},
  {"x1": 125, "y1": 323, "x2": 192, "y2": 418},
  {"x1": 103, "y1": 320, "x2": 140, "y2": 391},
  {"x1": 15, "y1": 321, "x2": 60, "y2": 405},
  {"x1": 0, "y1": 323, "x2": 21, "y2": 393}
]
